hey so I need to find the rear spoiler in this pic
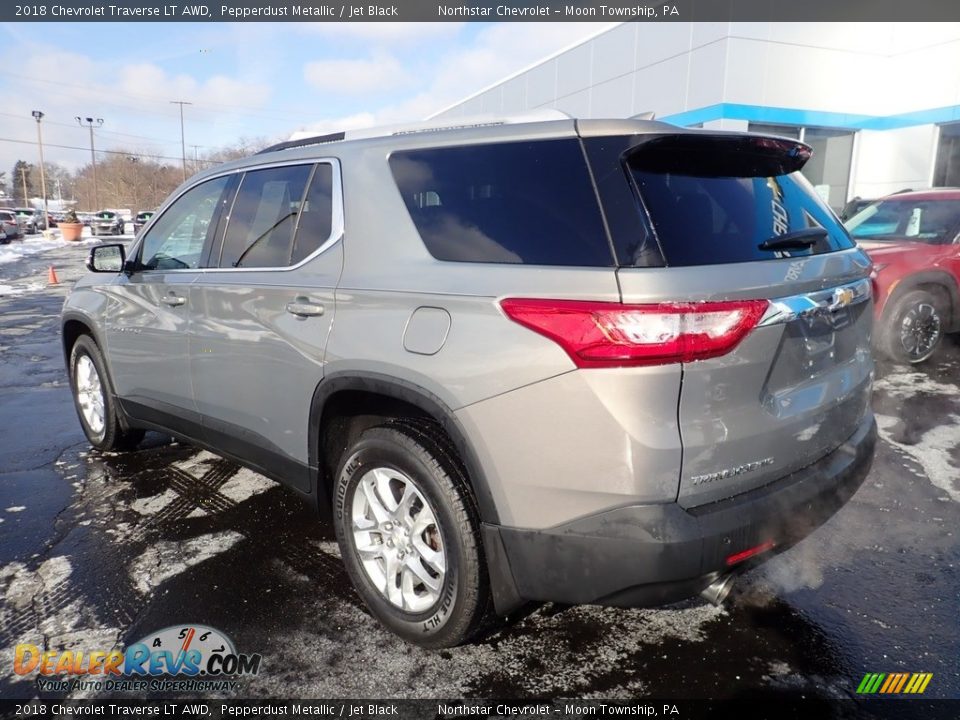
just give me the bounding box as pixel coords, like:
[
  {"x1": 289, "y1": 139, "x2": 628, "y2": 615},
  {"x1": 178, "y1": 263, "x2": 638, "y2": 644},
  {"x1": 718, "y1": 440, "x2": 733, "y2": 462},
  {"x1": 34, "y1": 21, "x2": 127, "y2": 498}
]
[{"x1": 625, "y1": 134, "x2": 812, "y2": 177}]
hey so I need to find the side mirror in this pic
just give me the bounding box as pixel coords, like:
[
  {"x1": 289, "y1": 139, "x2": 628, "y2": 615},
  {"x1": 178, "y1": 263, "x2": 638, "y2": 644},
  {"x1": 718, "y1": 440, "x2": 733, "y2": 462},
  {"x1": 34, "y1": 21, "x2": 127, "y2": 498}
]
[{"x1": 86, "y1": 244, "x2": 126, "y2": 273}]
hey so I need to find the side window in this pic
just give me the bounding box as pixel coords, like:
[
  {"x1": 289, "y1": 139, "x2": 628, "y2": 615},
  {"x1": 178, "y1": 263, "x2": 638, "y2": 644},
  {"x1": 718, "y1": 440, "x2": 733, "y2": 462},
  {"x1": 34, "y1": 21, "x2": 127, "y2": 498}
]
[
  {"x1": 290, "y1": 163, "x2": 334, "y2": 265},
  {"x1": 139, "y1": 176, "x2": 231, "y2": 271},
  {"x1": 218, "y1": 164, "x2": 312, "y2": 268},
  {"x1": 388, "y1": 140, "x2": 613, "y2": 266}
]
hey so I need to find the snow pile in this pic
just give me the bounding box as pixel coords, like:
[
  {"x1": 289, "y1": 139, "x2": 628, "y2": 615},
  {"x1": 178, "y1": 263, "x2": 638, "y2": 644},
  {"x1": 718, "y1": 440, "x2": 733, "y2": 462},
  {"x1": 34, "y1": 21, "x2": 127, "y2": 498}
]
[{"x1": 0, "y1": 234, "x2": 105, "y2": 266}]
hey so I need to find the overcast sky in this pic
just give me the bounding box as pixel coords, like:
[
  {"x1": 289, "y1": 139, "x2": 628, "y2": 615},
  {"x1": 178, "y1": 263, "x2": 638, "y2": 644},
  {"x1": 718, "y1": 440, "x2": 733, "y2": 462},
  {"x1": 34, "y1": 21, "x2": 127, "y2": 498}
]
[{"x1": 0, "y1": 21, "x2": 617, "y2": 178}]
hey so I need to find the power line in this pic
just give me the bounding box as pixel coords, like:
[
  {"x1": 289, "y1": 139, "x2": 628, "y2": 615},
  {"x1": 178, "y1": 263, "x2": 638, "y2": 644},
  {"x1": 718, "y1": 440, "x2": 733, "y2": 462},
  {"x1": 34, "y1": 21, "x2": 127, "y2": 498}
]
[
  {"x1": 0, "y1": 69, "x2": 314, "y2": 124},
  {"x1": 0, "y1": 112, "x2": 183, "y2": 146},
  {"x1": 0, "y1": 135, "x2": 218, "y2": 165}
]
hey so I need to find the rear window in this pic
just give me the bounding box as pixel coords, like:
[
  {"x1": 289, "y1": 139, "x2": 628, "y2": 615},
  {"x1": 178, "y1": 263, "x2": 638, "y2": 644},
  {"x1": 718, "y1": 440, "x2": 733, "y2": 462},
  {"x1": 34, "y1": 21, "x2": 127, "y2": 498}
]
[
  {"x1": 389, "y1": 140, "x2": 612, "y2": 266},
  {"x1": 625, "y1": 135, "x2": 854, "y2": 267}
]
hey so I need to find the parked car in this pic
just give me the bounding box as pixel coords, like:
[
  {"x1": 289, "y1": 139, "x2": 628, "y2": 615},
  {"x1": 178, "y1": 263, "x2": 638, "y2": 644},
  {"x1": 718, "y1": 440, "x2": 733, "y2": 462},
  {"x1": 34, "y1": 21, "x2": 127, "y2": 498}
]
[
  {"x1": 78, "y1": 212, "x2": 96, "y2": 227},
  {"x1": 133, "y1": 210, "x2": 155, "y2": 235},
  {"x1": 845, "y1": 188, "x2": 960, "y2": 363},
  {"x1": 90, "y1": 210, "x2": 124, "y2": 236},
  {"x1": 0, "y1": 210, "x2": 21, "y2": 241},
  {"x1": 840, "y1": 196, "x2": 877, "y2": 221},
  {"x1": 840, "y1": 189, "x2": 914, "y2": 221},
  {"x1": 63, "y1": 117, "x2": 877, "y2": 648},
  {"x1": 13, "y1": 207, "x2": 47, "y2": 233}
]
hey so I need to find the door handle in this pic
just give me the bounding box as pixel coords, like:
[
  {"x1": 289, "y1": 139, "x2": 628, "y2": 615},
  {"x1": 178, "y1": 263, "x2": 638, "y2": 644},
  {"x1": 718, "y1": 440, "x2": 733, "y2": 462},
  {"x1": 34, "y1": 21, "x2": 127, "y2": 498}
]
[
  {"x1": 285, "y1": 300, "x2": 324, "y2": 318},
  {"x1": 160, "y1": 295, "x2": 186, "y2": 307}
]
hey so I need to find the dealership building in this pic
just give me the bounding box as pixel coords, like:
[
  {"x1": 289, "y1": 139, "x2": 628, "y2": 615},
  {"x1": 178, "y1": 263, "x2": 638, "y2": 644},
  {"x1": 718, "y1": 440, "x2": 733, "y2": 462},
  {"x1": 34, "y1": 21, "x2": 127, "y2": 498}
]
[{"x1": 431, "y1": 22, "x2": 960, "y2": 210}]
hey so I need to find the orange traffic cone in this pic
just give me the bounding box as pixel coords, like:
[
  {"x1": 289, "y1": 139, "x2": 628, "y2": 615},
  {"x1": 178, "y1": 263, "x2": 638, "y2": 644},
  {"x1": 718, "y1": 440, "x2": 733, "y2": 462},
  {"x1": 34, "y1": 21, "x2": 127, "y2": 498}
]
[{"x1": 48, "y1": 266, "x2": 59, "y2": 285}]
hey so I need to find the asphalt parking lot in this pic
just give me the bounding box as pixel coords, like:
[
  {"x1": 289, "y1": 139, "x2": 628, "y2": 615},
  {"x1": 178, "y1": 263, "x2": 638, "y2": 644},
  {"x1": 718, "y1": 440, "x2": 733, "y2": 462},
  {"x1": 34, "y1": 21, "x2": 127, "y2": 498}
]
[{"x1": 0, "y1": 236, "x2": 958, "y2": 701}]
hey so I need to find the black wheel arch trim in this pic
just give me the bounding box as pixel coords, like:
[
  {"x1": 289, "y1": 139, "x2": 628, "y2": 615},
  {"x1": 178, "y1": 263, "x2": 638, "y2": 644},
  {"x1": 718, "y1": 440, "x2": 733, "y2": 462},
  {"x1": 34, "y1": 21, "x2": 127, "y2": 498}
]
[
  {"x1": 309, "y1": 371, "x2": 500, "y2": 526},
  {"x1": 884, "y1": 270, "x2": 960, "y2": 332},
  {"x1": 61, "y1": 310, "x2": 138, "y2": 433},
  {"x1": 61, "y1": 310, "x2": 106, "y2": 366}
]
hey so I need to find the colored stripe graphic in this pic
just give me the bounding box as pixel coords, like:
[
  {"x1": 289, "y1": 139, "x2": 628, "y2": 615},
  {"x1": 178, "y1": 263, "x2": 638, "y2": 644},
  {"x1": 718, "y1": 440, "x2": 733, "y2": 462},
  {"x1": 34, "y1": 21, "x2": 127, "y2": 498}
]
[{"x1": 857, "y1": 672, "x2": 932, "y2": 694}]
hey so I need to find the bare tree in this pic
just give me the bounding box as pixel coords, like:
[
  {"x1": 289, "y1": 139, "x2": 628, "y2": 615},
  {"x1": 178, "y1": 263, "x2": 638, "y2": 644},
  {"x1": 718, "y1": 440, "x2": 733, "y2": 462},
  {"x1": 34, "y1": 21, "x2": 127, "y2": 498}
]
[{"x1": 67, "y1": 136, "x2": 278, "y2": 210}]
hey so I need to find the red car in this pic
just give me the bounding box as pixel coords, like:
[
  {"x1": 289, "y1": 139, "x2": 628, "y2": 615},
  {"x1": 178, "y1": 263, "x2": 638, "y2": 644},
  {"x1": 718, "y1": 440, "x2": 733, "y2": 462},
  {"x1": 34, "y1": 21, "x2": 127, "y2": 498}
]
[{"x1": 846, "y1": 189, "x2": 960, "y2": 363}]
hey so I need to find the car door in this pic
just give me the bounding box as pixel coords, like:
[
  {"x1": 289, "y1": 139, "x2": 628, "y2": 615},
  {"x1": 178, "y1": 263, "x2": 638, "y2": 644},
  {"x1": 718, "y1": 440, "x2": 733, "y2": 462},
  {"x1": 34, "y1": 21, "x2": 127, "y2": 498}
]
[
  {"x1": 104, "y1": 174, "x2": 234, "y2": 431},
  {"x1": 189, "y1": 161, "x2": 343, "y2": 491}
]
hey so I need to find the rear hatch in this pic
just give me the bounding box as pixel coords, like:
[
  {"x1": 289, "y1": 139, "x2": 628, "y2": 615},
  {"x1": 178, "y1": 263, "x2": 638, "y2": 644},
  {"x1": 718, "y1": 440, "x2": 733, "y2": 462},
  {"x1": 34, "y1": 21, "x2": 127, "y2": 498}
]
[{"x1": 584, "y1": 130, "x2": 874, "y2": 508}]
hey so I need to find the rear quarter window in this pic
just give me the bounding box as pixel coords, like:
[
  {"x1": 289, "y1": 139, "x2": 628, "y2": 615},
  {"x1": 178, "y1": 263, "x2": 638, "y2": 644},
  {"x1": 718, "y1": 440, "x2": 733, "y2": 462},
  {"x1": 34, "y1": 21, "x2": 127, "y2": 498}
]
[{"x1": 389, "y1": 139, "x2": 613, "y2": 267}]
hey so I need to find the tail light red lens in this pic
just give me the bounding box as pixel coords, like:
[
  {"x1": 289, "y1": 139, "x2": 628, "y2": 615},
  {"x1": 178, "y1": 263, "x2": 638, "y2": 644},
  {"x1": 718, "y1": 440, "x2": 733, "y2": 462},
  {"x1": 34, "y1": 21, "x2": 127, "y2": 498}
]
[{"x1": 499, "y1": 298, "x2": 769, "y2": 368}]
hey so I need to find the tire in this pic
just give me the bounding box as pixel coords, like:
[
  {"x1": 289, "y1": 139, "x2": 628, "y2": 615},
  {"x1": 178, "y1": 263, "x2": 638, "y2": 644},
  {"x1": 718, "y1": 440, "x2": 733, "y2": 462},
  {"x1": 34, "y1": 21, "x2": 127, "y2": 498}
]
[
  {"x1": 880, "y1": 288, "x2": 945, "y2": 364},
  {"x1": 69, "y1": 335, "x2": 145, "y2": 451},
  {"x1": 333, "y1": 422, "x2": 491, "y2": 648}
]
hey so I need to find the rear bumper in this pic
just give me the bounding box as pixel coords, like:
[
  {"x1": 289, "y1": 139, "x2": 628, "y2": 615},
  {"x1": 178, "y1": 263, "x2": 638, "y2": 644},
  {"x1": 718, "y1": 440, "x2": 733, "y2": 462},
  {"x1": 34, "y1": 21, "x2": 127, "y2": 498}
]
[{"x1": 484, "y1": 411, "x2": 877, "y2": 613}]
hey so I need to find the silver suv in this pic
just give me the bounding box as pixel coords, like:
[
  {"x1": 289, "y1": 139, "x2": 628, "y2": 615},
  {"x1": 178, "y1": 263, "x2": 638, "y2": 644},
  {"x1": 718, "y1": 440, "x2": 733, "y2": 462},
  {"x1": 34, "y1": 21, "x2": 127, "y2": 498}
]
[{"x1": 62, "y1": 116, "x2": 877, "y2": 648}]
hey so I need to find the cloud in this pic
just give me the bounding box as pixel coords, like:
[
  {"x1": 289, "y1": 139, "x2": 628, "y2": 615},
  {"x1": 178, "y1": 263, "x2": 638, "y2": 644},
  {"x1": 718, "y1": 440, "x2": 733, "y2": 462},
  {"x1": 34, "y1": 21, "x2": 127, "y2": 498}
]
[
  {"x1": 295, "y1": 21, "x2": 464, "y2": 45},
  {"x1": 288, "y1": 23, "x2": 619, "y2": 142},
  {"x1": 370, "y1": 22, "x2": 619, "y2": 123},
  {"x1": 303, "y1": 54, "x2": 410, "y2": 95},
  {"x1": 425, "y1": 22, "x2": 619, "y2": 113},
  {"x1": 116, "y1": 62, "x2": 271, "y2": 110},
  {"x1": 0, "y1": 44, "x2": 274, "y2": 174},
  {"x1": 291, "y1": 112, "x2": 378, "y2": 139}
]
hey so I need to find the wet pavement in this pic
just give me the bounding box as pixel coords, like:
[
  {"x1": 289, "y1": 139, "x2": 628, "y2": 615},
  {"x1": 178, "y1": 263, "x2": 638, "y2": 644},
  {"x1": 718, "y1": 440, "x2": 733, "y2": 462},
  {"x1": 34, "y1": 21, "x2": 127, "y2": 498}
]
[{"x1": 0, "y1": 237, "x2": 958, "y2": 701}]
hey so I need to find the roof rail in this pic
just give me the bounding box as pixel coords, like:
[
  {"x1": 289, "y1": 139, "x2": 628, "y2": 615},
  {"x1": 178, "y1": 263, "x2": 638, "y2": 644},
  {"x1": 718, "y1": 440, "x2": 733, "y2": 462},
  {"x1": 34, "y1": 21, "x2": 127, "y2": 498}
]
[
  {"x1": 257, "y1": 131, "x2": 346, "y2": 155},
  {"x1": 267, "y1": 109, "x2": 572, "y2": 154}
]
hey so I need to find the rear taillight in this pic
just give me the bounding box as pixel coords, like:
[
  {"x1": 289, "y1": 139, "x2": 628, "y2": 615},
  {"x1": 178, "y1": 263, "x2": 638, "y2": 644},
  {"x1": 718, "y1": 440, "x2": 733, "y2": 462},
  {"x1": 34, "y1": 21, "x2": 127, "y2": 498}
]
[{"x1": 499, "y1": 298, "x2": 769, "y2": 368}]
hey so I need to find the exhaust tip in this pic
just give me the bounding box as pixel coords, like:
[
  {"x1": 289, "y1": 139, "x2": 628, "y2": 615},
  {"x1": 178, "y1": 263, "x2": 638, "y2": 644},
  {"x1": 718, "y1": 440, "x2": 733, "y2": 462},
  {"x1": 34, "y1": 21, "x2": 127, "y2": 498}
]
[{"x1": 700, "y1": 574, "x2": 735, "y2": 607}]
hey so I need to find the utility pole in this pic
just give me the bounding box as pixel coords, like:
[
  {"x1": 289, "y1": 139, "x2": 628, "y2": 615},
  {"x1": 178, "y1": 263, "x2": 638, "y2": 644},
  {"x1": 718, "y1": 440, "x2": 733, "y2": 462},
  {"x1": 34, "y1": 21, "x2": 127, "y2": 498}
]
[
  {"x1": 20, "y1": 166, "x2": 27, "y2": 206},
  {"x1": 171, "y1": 100, "x2": 192, "y2": 183},
  {"x1": 190, "y1": 144, "x2": 202, "y2": 174},
  {"x1": 76, "y1": 117, "x2": 104, "y2": 209},
  {"x1": 32, "y1": 110, "x2": 49, "y2": 230}
]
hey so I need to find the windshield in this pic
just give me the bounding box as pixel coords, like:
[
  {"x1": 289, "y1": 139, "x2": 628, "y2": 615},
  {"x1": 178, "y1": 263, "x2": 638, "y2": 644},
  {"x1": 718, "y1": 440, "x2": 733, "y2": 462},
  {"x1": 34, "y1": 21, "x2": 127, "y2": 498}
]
[{"x1": 845, "y1": 198, "x2": 960, "y2": 244}]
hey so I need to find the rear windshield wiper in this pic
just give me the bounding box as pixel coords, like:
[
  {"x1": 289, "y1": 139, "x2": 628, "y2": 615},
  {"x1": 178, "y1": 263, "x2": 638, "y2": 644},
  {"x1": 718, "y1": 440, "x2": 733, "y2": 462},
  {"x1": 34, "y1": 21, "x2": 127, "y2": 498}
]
[{"x1": 758, "y1": 228, "x2": 828, "y2": 250}]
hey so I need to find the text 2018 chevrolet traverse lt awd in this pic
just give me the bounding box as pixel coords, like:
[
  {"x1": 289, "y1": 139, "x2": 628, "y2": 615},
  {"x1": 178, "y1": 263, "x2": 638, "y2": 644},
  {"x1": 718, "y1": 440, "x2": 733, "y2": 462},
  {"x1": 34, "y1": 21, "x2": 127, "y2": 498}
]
[{"x1": 63, "y1": 116, "x2": 876, "y2": 647}]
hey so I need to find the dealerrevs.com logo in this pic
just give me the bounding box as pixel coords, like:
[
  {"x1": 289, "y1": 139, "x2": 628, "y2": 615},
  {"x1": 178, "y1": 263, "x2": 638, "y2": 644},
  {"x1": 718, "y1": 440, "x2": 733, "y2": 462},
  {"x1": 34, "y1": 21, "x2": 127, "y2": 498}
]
[
  {"x1": 856, "y1": 672, "x2": 934, "y2": 695},
  {"x1": 15, "y1": 625, "x2": 261, "y2": 693}
]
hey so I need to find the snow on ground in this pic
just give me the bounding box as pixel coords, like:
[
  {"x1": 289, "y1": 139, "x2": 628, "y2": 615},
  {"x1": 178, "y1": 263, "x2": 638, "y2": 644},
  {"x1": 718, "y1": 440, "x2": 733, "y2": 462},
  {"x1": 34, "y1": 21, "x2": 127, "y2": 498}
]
[
  {"x1": 0, "y1": 231, "x2": 124, "y2": 267},
  {"x1": 129, "y1": 531, "x2": 245, "y2": 594},
  {"x1": 130, "y1": 488, "x2": 179, "y2": 516},
  {"x1": 0, "y1": 281, "x2": 45, "y2": 297},
  {"x1": 873, "y1": 370, "x2": 958, "y2": 398},
  {"x1": 217, "y1": 467, "x2": 276, "y2": 503},
  {"x1": 877, "y1": 413, "x2": 960, "y2": 503}
]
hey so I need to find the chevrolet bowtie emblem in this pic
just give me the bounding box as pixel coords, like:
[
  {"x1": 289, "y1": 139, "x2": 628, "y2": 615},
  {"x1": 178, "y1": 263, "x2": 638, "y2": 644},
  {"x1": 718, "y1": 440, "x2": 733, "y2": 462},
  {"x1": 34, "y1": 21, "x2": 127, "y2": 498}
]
[{"x1": 829, "y1": 287, "x2": 855, "y2": 311}]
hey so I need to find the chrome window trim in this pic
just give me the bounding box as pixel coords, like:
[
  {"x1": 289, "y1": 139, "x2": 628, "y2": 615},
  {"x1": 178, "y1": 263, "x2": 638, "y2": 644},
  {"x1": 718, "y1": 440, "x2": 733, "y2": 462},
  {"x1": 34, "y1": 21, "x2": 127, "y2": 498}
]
[
  {"x1": 130, "y1": 157, "x2": 343, "y2": 275},
  {"x1": 757, "y1": 277, "x2": 872, "y2": 327}
]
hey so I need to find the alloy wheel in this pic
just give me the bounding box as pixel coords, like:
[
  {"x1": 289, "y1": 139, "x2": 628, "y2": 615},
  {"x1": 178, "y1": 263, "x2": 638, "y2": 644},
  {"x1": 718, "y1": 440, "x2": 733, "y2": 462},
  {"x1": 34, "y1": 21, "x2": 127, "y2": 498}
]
[
  {"x1": 351, "y1": 466, "x2": 446, "y2": 613},
  {"x1": 75, "y1": 354, "x2": 106, "y2": 438},
  {"x1": 899, "y1": 302, "x2": 941, "y2": 362}
]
